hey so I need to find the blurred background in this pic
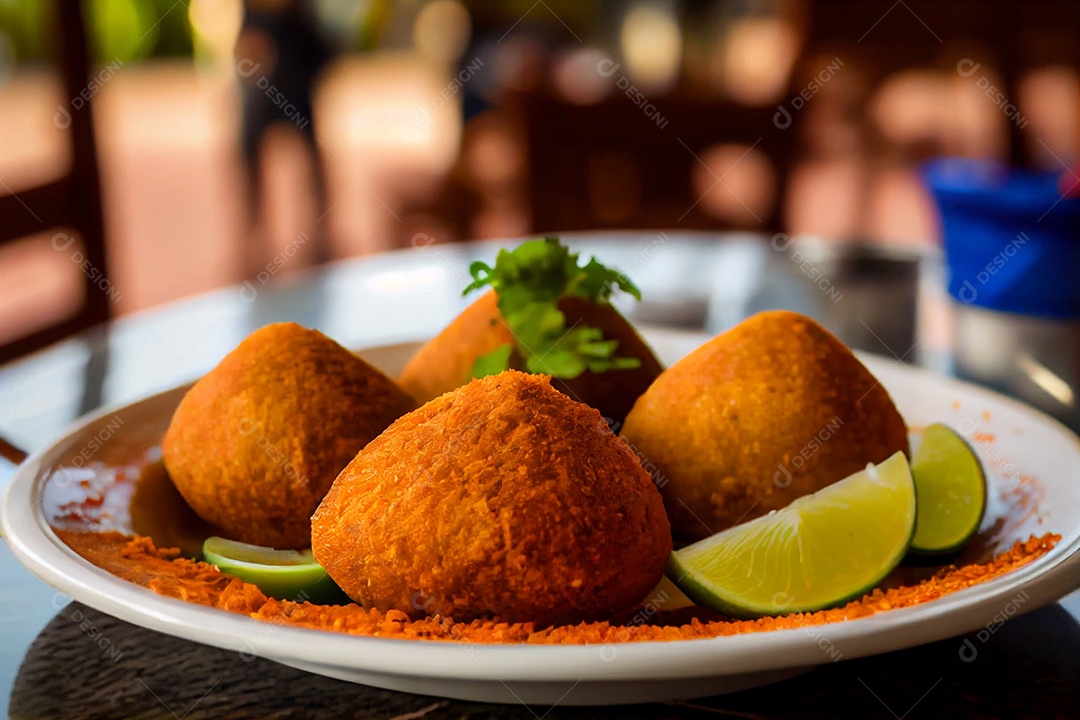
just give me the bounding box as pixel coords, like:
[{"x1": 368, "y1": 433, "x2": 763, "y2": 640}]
[{"x1": 0, "y1": 0, "x2": 1078, "y2": 361}]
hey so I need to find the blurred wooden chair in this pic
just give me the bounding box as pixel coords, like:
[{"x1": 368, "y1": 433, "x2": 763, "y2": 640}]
[
  {"x1": 803, "y1": 0, "x2": 1080, "y2": 166},
  {"x1": 0, "y1": 0, "x2": 110, "y2": 365},
  {"x1": 512, "y1": 91, "x2": 797, "y2": 234}
]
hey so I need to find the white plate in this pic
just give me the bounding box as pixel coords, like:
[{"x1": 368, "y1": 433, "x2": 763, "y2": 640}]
[{"x1": 4, "y1": 329, "x2": 1080, "y2": 706}]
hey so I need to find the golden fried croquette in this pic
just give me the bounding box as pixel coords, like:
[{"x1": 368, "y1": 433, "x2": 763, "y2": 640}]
[
  {"x1": 621, "y1": 310, "x2": 909, "y2": 541},
  {"x1": 163, "y1": 322, "x2": 417, "y2": 549},
  {"x1": 397, "y1": 291, "x2": 510, "y2": 405},
  {"x1": 398, "y1": 290, "x2": 663, "y2": 426},
  {"x1": 311, "y1": 370, "x2": 672, "y2": 625}
]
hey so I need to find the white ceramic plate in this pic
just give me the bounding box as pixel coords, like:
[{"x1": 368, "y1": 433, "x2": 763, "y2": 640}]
[{"x1": 4, "y1": 329, "x2": 1080, "y2": 706}]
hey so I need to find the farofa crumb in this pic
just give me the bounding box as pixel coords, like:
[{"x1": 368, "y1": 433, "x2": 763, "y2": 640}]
[{"x1": 55, "y1": 530, "x2": 1059, "y2": 644}]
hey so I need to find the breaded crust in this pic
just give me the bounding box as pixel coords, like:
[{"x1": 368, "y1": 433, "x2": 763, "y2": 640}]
[
  {"x1": 621, "y1": 310, "x2": 909, "y2": 541},
  {"x1": 397, "y1": 291, "x2": 663, "y2": 426},
  {"x1": 311, "y1": 370, "x2": 672, "y2": 625},
  {"x1": 398, "y1": 291, "x2": 512, "y2": 405},
  {"x1": 162, "y1": 322, "x2": 417, "y2": 549}
]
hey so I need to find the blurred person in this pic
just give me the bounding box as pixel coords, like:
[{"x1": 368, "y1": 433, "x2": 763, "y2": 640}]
[{"x1": 235, "y1": 0, "x2": 332, "y2": 276}]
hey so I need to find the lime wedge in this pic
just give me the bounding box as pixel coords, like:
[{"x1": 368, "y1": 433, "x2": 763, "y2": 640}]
[
  {"x1": 909, "y1": 423, "x2": 986, "y2": 555},
  {"x1": 202, "y1": 536, "x2": 349, "y2": 604},
  {"x1": 668, "y1": 452, "x2": 916, "y2": 618}
]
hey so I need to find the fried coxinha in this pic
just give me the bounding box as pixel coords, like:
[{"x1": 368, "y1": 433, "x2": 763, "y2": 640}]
[
  {"x1": 622, "y1": 310, "x2": 909, "y2": 541},
  {"x1": 312, "y1": 371, "x2": 672, "y2": 625},
  {"x1": 156, "y1": 237, "x2": 921, "y2": 625},
  {"x1": 162, "y1": 323, "x2": 417, "y2": 549},
  {"x1": 398, "y1": 237, "x2": 663, "y2": 426}
]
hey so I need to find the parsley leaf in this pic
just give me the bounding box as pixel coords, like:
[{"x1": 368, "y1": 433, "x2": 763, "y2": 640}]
[
  {"x1": 464, "y1": 237, "x2": 643, "y2": 380},
  {"x1": 471, "y1": 343, "x2": 514, "y2": 378}
]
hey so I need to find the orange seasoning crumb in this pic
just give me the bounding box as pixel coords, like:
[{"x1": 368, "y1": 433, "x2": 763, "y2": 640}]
[
  {"x1": 55, "y1": 531, "x2": 1060, "y2": 644},
  {"x1": 58, "y1": 531, "x2": 269, "y2": 611}
]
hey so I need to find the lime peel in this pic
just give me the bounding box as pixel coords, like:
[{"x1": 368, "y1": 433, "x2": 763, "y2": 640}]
[{"x1": 202, "y1": 536, "x2": 350, "y2": 604}]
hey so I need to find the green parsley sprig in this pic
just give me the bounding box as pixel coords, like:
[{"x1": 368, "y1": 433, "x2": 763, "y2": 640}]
[{"x1": 463, "y1": 237, "x2": 643, "y2": 379}]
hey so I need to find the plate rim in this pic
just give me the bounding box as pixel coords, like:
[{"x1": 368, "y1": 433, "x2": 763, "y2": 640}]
[{"x1": 4, "y1": 334, "x2": 1080, "y2": 684}]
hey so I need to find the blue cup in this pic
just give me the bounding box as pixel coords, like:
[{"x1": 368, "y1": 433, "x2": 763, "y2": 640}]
[{"x1": 923, "y1": 158, "x2": 1080, "y2": 320}]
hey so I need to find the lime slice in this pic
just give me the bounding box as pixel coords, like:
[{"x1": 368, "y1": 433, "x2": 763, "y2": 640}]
[
  {"x1": 668, "y1": 452, "x2": 916, "y2": 618},
  {"x1": 909, "y1": 423, "x2": 986, "y2": 555},
  {"x1": 202, "y1": 536, "x2": 350, "y2": 604}
]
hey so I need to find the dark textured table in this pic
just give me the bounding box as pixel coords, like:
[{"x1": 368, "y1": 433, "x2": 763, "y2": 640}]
[
  {"x1": 2, "y1": 234, "x2": 1077, "y2": 719},
  {"x1": 8, "y1": 601, "x2": 1078, "y2": 720}
]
